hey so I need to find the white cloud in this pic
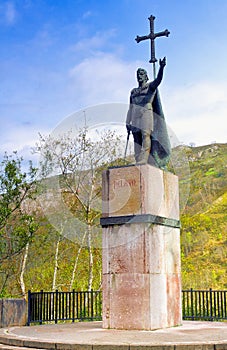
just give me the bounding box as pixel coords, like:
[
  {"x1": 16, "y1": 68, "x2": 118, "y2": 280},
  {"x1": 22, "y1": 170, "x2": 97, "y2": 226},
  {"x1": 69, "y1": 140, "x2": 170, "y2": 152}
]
[
  {"x1": 2, "y1": 1, "x2": 17, "y2": 25},
  {"x1": 82, "y1": 11, "x2": 93, "y2": 19},
  {"x1": 0, "y1": 123, "x2": 48, "y2": 163},
  {"x1": 163, "y1": 81, "x2": 227, "y2": 146},
  {"x1": 69, "y1": 52, "x2": 142, "y2": 107},
  {"x1": 71, "y1": 29, "x2": 117, "y2": 54}
]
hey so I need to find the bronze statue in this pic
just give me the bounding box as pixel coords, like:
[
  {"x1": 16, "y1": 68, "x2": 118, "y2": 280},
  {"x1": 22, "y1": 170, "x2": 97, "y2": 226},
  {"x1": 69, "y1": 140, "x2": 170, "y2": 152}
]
[{"x1": 125, "y1": 15, "x2": 171, "y2": 169}]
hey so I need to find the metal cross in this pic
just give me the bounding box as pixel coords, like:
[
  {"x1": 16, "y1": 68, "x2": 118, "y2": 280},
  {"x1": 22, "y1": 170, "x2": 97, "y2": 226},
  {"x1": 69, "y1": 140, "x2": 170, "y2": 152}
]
[{"x1": 135, "y1": 15, "x2": 170, "y2": 77}]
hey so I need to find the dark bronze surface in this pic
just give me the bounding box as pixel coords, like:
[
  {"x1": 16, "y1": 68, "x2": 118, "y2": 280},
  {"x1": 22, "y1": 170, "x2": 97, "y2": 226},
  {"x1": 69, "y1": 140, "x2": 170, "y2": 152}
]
[{"x1": 135, "y1": 15, "x2": 170, "y2": 64}]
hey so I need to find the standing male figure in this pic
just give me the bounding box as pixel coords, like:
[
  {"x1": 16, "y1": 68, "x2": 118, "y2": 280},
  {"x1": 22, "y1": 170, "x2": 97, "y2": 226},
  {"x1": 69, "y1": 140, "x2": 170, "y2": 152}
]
[{"x1": 126, "y1": 57, "x2": 166, "y2": 165}]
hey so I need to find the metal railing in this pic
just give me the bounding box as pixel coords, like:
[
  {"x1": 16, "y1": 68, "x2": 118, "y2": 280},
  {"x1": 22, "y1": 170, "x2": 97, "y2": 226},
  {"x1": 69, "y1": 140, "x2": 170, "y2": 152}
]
[
  {"x1": 27, "y1": 289, "x2": 102, "y2": 325},
  {"x1": 182, "y1": 288, "x2": 227, "y2": 321},
  {"x1": 27, "y1": 288, "x2": 227, "y2": 325}
]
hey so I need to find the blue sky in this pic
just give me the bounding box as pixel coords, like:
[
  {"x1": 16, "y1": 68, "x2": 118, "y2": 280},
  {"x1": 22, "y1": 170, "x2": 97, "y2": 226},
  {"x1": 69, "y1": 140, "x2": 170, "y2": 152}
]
[{"x1": 1, "y1": 0, "x2": 227, "y2": 161}]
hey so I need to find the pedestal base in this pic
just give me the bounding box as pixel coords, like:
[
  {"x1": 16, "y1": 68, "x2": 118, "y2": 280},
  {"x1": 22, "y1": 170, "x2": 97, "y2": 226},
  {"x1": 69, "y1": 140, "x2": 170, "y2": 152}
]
[{"x1": 101, "y1": 164, "x2": 182, "y2": 330}]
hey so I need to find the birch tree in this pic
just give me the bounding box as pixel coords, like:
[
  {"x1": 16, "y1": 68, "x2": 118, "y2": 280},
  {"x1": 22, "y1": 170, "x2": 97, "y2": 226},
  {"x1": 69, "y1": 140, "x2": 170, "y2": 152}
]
[
  {"x1": 19, "y1": 216, "x2": 37, "y2": 297},
  {"x1": 36, "y1": 127, "x2": 124, "y2": 290}
]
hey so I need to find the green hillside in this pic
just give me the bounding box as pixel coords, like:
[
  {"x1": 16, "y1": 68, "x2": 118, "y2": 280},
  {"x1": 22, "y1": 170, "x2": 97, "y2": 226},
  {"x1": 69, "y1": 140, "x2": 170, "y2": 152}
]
[
  {"x1": 0, "y1": 143, "x2": 226, "y2": 297},
  {"x1": 178, "y1": 143, "x2": 227, "y2": 214},
  {"x1": 175, "y1": 143, "x2": 227, "y2": 289}
]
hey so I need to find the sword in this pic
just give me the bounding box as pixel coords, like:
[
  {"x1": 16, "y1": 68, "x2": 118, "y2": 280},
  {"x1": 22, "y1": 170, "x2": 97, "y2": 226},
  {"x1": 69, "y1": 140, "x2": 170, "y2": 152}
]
[{"x1": 124, "y1": 130, "x2": 130, "y2": 158}]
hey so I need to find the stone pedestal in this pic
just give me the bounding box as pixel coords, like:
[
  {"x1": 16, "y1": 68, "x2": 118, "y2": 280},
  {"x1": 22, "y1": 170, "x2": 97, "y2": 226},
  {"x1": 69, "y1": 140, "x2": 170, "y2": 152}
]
[{"x1": 101, "y1": 164, "x2": 182, "y2": 330}]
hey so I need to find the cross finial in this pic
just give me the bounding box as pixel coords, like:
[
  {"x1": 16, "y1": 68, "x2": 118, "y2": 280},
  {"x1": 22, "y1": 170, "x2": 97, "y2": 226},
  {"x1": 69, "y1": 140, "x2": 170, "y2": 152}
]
[{"x1": 135, "y1": 15, "x2": 170, "y2": 68}]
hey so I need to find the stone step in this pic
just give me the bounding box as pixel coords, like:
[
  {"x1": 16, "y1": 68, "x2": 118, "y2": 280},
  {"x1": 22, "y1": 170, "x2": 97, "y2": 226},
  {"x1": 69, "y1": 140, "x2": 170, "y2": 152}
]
[{"x1": 0, "y1": 344, "x2": 46, "y2": 350}]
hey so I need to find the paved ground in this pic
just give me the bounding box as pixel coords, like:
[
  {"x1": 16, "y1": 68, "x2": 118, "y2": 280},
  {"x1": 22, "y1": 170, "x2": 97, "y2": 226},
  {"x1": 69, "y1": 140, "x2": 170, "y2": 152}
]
[{"x1": 0, "y1": 321, "x2": 227, "y2": 349}]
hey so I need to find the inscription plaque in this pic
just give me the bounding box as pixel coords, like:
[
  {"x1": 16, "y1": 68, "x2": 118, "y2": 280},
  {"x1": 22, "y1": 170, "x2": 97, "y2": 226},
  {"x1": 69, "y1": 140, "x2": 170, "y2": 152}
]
[{"x1": 108, "y1": 166, "x2": 141, "y2": 216}]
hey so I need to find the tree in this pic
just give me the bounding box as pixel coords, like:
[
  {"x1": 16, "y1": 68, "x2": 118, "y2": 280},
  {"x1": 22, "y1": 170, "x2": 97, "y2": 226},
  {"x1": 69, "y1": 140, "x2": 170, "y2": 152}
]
[
  {"x1": 0, "y1": 152, "x2": 38, "y2": 296},
  {"x1": 19, "y1": 216, "x2": 38, "y2": 297},
  {"x1": 36, "y1": 127, "x2": 125, "y2": 290}
]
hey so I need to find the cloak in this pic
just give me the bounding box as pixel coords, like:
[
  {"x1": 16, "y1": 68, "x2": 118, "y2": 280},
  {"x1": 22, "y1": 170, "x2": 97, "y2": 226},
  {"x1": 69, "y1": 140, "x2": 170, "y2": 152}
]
[{"x1": 149, "y1": 90, "x2": 171, "y2": 169}]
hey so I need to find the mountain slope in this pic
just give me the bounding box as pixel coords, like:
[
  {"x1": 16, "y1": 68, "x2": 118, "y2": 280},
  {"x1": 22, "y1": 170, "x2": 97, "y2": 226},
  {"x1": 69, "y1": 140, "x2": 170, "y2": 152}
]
[{"x1": 177, "y1": 144, "x2": 227, "y2": 288}]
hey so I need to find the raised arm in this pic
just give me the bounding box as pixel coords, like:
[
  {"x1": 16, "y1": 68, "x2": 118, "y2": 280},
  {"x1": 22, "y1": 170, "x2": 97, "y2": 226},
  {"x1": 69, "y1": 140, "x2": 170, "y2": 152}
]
[{"x1": 149, "y1": 57, "x2": 166, "y2": 90}]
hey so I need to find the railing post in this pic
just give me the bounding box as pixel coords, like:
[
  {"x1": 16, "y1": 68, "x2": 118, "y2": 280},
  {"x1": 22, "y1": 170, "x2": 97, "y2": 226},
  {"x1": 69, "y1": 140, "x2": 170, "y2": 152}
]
[
  {"x1": 91, "y1": 289, "x2": 94, "y2": 319},
  {"x1": 224, "y1": 290, "x2": 227, "y2": 319},
  {"x1": 72, "y1": 290, "x2": 75, "y2": 322},
  {"x1": 190, "y1": 288, "x2": 194, "y2": 320},
  {"x1": 209, "y1": 288, "x2": 213, "y2": 321},
  {"x1": 99, "y1": 290, "x2": 102, "y2": 319},
  {"x1": 27, "y1": 290, "x2": 31, "y2": 326},
  {"x1": 55, "y1": 290, "x2": 58, "y2": 324},
  {"x1": 39, "y1": 290, "x2": 44, "y2": 325},
  {"x1": 182, "y1": 290, "x2": 185, "y2": 319},
  {"x1": 214, "y1": 290, "x2": 217, "y2": 319}
]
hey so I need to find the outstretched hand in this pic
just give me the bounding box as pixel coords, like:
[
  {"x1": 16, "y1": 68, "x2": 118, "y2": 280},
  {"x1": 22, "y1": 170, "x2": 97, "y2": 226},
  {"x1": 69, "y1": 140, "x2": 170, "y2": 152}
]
[{"x1": 159, "y1": 57, "x2": 166, "y2": 68}]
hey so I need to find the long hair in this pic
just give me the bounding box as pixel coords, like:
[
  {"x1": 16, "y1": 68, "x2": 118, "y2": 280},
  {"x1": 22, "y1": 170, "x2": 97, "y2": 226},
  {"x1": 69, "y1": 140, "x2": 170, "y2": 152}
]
[{"x1": 136, "y1": 68, "x2": 149, "y2": 82}]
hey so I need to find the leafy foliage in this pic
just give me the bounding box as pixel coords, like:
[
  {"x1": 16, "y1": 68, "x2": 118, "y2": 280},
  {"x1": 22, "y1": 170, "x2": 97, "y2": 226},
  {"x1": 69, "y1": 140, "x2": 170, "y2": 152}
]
[
  {"x1": 0, "y1": 153, "x2": 38, "y2": 262},
  {"x1": 0, "y1": 153, "x2": 39, "y2": 297},
  {"x1": 177, "y1": 143, "x2": 227, "y2": 289}
]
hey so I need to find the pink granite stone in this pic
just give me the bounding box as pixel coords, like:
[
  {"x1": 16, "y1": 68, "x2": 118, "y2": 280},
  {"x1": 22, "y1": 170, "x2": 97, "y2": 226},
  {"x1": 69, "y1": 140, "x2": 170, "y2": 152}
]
[
  {"x1": 107, "y1": 273, "x2": 151, "y2": 330},
  {"x1": 149, "y1": 273, "x2": 168, "y2": 329},
  {"x1": 102, "y1": 164, "x2": 179, "y2": 220},
  {"x1": 166, "y1": 273, "x2": 182, "y2": 327},
  {"x1": 146, "y1": 225, "x2": 166, "y2": 274},
  {"x1": 163, "y1": 171, "x2": 180, "y2": 220},
  {"x1": 164, "y1": 227, "x2": 181, "y2": 274},
  {"x1": 102, "y1": 165, "x2": 182, "y2": 330},
  {"x1": 108, "y1": 166, "x2": 141, "y2": 216},
  {"x1": 104, "y1": 227, "x2": 148, "y2": 274},
  {"x1": 140, "y1": 164, "x2": 164, "y2": 216},
  {"x1": 102, "y1": 274, "x2": 110, "y2": 328},
  {"x1": 102, "y1": 170, "x2": 110, "y2": 217}
]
